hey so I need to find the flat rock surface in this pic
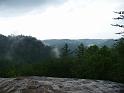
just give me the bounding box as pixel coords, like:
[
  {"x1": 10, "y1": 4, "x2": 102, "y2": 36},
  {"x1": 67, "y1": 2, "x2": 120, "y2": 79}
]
[{"x1": 0, "y1": 76, "x2": 124, "y2": 93}]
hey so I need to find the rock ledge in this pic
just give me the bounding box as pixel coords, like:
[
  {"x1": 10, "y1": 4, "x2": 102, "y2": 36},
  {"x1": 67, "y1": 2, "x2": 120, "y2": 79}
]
[{"x1": 0, "y1": 76, "x2": 124, "y2": 93}]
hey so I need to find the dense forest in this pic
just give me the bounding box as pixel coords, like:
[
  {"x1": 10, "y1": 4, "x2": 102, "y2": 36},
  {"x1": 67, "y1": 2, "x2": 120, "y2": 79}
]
[{"x1": 0, "y1": 34, "x2": 124, "y2": 83}]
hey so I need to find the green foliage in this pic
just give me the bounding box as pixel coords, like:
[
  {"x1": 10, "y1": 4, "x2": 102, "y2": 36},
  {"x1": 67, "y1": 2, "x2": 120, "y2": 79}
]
[
  {"x1": 75, "y1": 43, "x2": 85, "y2": 61},
  {"x1": 112, "y1": 11, "x2": 124, "y2": 37},
  {"x1": 0, "y1": 34, "x2": 124, "y2": 83},
  {"x1": 61, "y1": 43, "x2": 71, "y2": 58},
  {"x1": 111, "y1": 38, "x2": 124, "y2": 82},
  {"x1": 0, "y1": 34, "x2": 51, "y2": 63}
]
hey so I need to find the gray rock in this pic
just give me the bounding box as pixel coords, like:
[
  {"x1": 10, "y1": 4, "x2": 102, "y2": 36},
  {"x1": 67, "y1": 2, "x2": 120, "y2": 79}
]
[{"x1": 0, "y1": 76, "x2": 124, "y2": 93}]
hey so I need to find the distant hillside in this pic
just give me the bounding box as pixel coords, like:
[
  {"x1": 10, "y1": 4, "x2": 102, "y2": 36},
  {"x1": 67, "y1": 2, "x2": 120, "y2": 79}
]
[
  {"x1": 0, "y1": 34, "x2": 51, "y2": 63},
  {"x1": 43, "y1": 39, "x2": 115, "y2": 49}
]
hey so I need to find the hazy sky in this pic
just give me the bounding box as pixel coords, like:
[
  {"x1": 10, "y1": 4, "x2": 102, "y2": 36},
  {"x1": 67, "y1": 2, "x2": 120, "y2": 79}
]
[{"x1": 0, "y1": 0, "x2": 123, "y2": 40}]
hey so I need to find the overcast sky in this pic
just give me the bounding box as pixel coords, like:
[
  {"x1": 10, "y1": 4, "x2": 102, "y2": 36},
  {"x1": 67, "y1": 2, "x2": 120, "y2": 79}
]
[{"x1": 0, "y1": 0, "x2": 123, "y2": 40}]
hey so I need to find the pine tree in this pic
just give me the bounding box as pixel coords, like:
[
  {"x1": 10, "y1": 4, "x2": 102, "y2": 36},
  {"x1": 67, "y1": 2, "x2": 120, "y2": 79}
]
[
  {"x1": 61, "y1": 43, "x2": 70, "y2": 59},
  {"x1": 76, "y1": 43, "x2": 85, "y2": 61},
  {"x1": 111, "y1": 11, "x2": 124, "y2": 37}
]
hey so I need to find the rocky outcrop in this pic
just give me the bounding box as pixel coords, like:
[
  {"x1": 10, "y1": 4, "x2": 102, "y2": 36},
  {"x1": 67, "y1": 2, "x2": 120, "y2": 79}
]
[{"x1": 0, "y1": 76, "x2": 124, "y2": 93}]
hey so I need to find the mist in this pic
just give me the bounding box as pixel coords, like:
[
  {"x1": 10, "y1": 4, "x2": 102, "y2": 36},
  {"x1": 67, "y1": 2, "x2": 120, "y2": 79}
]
[{"x1": 51, "y1": 47, "x2": 60, "y2": 58}]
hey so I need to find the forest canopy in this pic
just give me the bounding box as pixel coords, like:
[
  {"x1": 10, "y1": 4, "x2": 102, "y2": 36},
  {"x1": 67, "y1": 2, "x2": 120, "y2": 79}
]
[{"x1": 0, "y1": 34, "x2": 124, "y2": 83}]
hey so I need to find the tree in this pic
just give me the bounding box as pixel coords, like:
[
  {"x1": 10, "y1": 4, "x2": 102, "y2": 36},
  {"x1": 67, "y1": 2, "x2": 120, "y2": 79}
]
[
  {"x1": 115, "y1": 38, "x2": 124, "y2": 58},
  {"x1": 10, "y1": 35, "x2": 51, "y2": 63},
  {"x1": 86, "y1": 45, "x2": 99, "y2": 55},
  {"x1": 61, "y1": 43, "x2": 71, "y2": 59},
  {"x1": 111, "y1": 11, "x2": 124, "y2": 36},
  {"x1": 0, "y1": 34, "x2": 8, "y2": 59},
  {"x1": 76, "y1": 43, "x2": 85, "y2": 61},
  {"x1": 112, "y1": 38, "x2": 124, "y2": 82},
  {"x1": 99, "y1": 45, "x2": 111, "y2": 57},
  {"x1": 111, "y1": 11, "x2": 124, "y2": 82}
]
